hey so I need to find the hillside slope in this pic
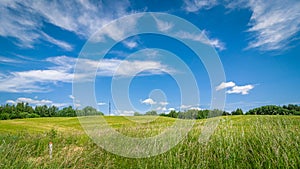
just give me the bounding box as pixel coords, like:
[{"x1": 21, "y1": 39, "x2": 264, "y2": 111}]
[{"x1": 0, "y1": 115, "x2": 299, "y2": 168}]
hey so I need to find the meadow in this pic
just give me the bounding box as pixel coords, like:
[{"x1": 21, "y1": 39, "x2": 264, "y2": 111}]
[{"x1": 0, "y1": 115, "x2": 299, "y2": 168}]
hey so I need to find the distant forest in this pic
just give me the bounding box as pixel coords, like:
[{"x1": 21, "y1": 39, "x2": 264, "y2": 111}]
[
  {"x1": 159, "y1": 104, "x2": 300, "y2": 119},
  {"x1": 0, "y1": 102, "x2": 299, "y2": 120},
  {"x1": 0, "y1": 102, "x2": 103, "y2": 120}
]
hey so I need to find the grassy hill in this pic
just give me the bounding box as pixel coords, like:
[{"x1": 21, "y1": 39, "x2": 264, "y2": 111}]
[{"x1": 0, "y1": 115, "x2": 299, "y2": 168}]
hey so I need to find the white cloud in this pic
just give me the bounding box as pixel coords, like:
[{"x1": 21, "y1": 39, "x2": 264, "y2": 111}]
[
  {"x1": 0, "y1": 55, "x2": 174, "y2": 93},
  {"x1": 123, "y1": 40, "x2": 138, "y2": 49},
  {"x1": 245, "y1": 0, "x2": 300, "y2": 51},
  {"x1": 224, "y1": 0, "x2": 300, "y2": 51},
  {"x1": 41, "y1": 32, "x2": 73, "y2": 51},
  {"x1": 0, "y1": 1, "x2": 74, "y2": 50},
  {"x1": 175, "y1": 30, "x2": 225, "y2": 50},
  {"x1": 183, "y1": 0, "x2": 218, "y2": 12},
  {"x1": 91, "y1": 12, "x2": 140, "y2": 42},
  {"x1": 182, "y1": 0, "x2": 300, "y2": 51},
  {"x1": 141, "y1": 98, "x2": 156, "y2": 105},
  {"x1": 69, "y1": 95, "x2": 75, "y2": 100},
  {"x1": 0, "y1": 56, "x2": 21, "y2": 64},
  {"x1": 168, "y1": 107, "x2": 176, "y2": 111},
  {"x1": 0, "y1": 56, "x2": 75, "y2": 92},
  {"x1": 119, "y1": 110, "x2": 135, "y2": 116},
  {"x1": 140, "y1": 98, "x2": 169, "y2": 112},
  {"x1": 141, "y1": 98, "x2": 168, "y2": 107},
  {"x1": 14, "y1": 70, "x2": 73, "y2": 82},
  {"x1": 216, "y1": 81, "x2": 236, "y2": 91},
  {"x1": 216, "y1": 81, "x2": 255, "y2": 95},
  {"x1": 0, "y1": 0, "x2": 132, "y2": 49},
  {"x1": 145, "y1": 49, "x2": 159, "y2": 58},
  {"x1": 6, "y1": 97, "x2": 68, "y2": 107},
  {"x1": 180, "y1": 105, "x2": 191, "y2": 109},
  {"x1": 5, "y1": 100, "x2": 16, "y2": 104},
  {"x1": 153, "y1": 16, "x2": 174, "y2": 32},
  {"x1": 97, "y1": 102, "x2": 106, "y2": 106},
  {"x1": 227, "y1": 85, "x2": 254, "y2": 95},
  {"x1": 159, "y1": 102, "x2": 169, "y2": 106},
  {"x1": 180, "y1": 104, "x2": 202, "y2": 111},
  {"x1": 6, "y1": 97, "x2": 52, "y2": 105},
  {"x1": 155, "y1": 106, "x2": 167, "y2": 112},
  {"x1": 180, "y1": 104, "x2": 192, "y2": 109},
  {"x1": 96, "y1": 59, "x2": 174, "y2": 77}
]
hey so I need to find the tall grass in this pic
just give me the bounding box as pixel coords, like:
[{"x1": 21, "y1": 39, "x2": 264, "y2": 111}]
[{"x1": 0, "y1": 115, "x2": 299, "y2": 168}]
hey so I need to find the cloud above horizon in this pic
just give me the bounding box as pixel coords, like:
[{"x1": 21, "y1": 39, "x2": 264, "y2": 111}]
[
  {"x1": 5, "y1": 97, "x2": 67, "y2": 107},
  {"x1": 0, "y1": 0, "x2": 131, "y2": 50},
  {"x1": 0, "y1": 55, "x2": 174, "y2": 93},
  {"x1": 183, "y1": 0, "x2": 300, "y2": 51},
  {"x1": 216, "y1": 81, "x2": 254, "y2": 95}
]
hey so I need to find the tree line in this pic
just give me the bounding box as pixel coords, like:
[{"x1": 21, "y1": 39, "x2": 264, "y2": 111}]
[
  {"x1": 137, "y1": 104, "x2": 300, "y2": 119},
  {"x1": 0, "y1": 102, "x2": 103, "y2": 120},
  {"x1": 1, "y1": 103, "x2": 299, "y2": 120}
]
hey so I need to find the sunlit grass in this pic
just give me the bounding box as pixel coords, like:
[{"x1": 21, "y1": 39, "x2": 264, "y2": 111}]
[{"x1": 0, "y1": 115, "x2": 299, "y2": 168}]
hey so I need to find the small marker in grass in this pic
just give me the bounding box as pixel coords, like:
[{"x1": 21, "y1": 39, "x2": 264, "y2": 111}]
[{"x1": 49, "y1": 142, "x2": 53, "y2": 159}]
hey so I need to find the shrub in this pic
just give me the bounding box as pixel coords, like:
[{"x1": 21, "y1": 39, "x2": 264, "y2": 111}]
[{"x1": 0, "y1": 113, "x2": 10, "y2": 120}]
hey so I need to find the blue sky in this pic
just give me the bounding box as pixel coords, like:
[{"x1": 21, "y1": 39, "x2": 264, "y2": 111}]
[{"x1": 0, "y1": 0, "x2": 299, "y2": 114}]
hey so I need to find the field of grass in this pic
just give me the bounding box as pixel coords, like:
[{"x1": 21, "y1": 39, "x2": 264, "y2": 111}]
[{"x1": 0, "y1": 115, "x2": 299, "y2": 168}]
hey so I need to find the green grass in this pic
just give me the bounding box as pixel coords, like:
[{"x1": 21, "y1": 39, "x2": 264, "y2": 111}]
[{"x1": 0, "y1": 115, "x2": 299, "y2": 168}]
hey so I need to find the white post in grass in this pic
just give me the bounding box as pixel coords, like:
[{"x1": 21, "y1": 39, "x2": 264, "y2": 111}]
[{"x1": 49, "y1": 142, "x2": 53, "y2": 159}]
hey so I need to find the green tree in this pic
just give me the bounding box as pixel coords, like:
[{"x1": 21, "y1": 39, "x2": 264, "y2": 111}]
[
  {"x1": 58, "y1": 106, "x2": 76, "y2": 117},
  {"x1": 232, "y1": 108, "x2": 243, "y2": 115},
  {"x1": 79, "y1": 106, "x2": 103, "y2": 116},
  {"x1": 145, "y1": 110, "x2": 157, "y2": 116},
  {"x1": 134, "y1": 112, "x2": 142, "y2": 116},
  {"x1": 222, "y1": 111, "x2": 231, "y2": 116},
  {"x1": 168, "y1": 110, "x2": 178, "y2": 118},
  {"x1": 35, "y1": 105, "x2": 49, "y2": 117}
]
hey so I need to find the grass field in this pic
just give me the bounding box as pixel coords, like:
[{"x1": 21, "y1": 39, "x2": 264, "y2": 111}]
[{"x1": 0, "y1": 115, "x2": 299, "y2": 168}]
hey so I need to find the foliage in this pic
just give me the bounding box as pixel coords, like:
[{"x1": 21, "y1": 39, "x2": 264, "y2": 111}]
[
  {"x1": 76, "y1": 106, "x2": 104, "y2": 116},
  {"x1": 246, "y1": 104, "x2": 300, "y2": 115},
  {"x1": 157, "y1": 104, "x2": 300, "y2": 119},
  {"x1": 222, "y1": 111, "x2": 231, "y2": 116},
  {"x1": 232, "y1": 108, "x2": 243, "y2": 115},
  {"x1": 159, "y1": 109, "x2": 222, "y2": 119},
  {"x1": 134, "y1": 112, "x2": 142, "y2": 116},
  {"x1": 145, "y1": 110, "x2": 158, "y2": 116},
  {"x1": 0, "y1": 103, "x2": 103, "y2": 120}
]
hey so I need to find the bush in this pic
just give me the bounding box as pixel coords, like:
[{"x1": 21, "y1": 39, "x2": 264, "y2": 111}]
[
  {"x1": 0, "y1": 113, "x2": 10, "y2": 120},
  {"x1": 19, "y1": 112, "x2": 29, "y2": 119},
  {"x1": 294, "y1": 111, "x2": 300, "y2": 116},
  {"x1": 27, "y1": 113, "x2": 40, "y2": 118}
]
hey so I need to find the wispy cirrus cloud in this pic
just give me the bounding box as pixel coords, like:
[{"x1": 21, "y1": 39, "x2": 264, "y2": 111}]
[
  {"x1": 175, "y1": 30, "x2": 226, "y2": 50},
  {"x1": 153, "y1": 15, "x2": 174, "y2": 32},
  {"x1": 0, "y1": 56, "x2": 21, "y2": 64},
  {"x1": 0, "y1": 0, "x2": 132, "y2": 50},
  {"x1": 41, "y1": 32, "x2": 73, "y2": 51},
  {"x1": 0, "y1": 55, "x2": 174, "y2": 93},
  {"x1": 183, "y1": 0, "x2": 300, "y2": 52},
  {"x1": 183, "y1": 0, "x2": 218, "y2": 12},
  {"x1": 245, "y1": 0, "x2": 300, "y2": 51},
  {"x1": 227, "y1": 0, "x2": 300, "y2": 51}
]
